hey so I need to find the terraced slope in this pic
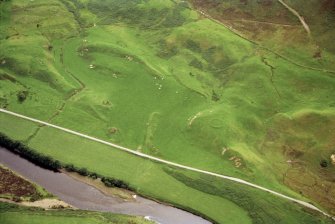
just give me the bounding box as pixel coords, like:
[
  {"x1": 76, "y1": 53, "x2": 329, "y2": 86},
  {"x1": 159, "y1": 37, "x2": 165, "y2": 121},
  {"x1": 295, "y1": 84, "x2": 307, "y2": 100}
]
[{"x1": 0, "y1": 0, "x2": 334, "y2": 223}]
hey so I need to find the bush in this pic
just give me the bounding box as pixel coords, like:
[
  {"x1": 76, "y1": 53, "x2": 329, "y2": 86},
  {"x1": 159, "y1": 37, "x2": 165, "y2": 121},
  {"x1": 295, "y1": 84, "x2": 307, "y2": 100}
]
[
  {"x1": 17, "y1": 91, "x2": 28, "y2": 102},
  {"x1": 101, "y1": 177, "x2": 130, "y2": 189},
  {"x1": 78, "y1": 167, "x2": 89, "y2": 176},
  {"x1": 64, "y1": 164, "x2": 76, "y2": 172},
  {"x1": 89, "y1": 172, "x2": 98, "y2": 179},
  {"x1": 320, "y1": 159, "x2": 328, "y2": 168}
]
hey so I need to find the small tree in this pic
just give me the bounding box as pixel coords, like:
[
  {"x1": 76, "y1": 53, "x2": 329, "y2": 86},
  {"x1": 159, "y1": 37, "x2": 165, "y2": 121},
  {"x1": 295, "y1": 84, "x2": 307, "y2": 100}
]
[{"x1": 17, "y1": 91, "x2": 28, "y2": 102}]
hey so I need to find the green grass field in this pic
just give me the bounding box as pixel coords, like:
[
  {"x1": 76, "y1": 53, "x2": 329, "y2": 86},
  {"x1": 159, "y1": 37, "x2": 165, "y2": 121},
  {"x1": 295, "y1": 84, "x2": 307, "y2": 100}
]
[
  {"x1": 0, "y1": 0, "x2": 335, "y2": 223},
  {"x1": 0, "y1": 202, "x2": 153, "y2": 224},
  {"x1": 0, "y1": 112, "x2": 333, "y2": 224}
]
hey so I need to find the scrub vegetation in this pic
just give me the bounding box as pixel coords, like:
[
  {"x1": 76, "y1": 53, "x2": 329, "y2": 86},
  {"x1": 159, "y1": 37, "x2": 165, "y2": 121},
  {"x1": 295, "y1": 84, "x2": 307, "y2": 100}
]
[
  {"x1": 0, "y1": 0, "x2": 335, "y2": 223},
  {"x1": 0, "y1": 165, "x2": 50, "y2": 202}
]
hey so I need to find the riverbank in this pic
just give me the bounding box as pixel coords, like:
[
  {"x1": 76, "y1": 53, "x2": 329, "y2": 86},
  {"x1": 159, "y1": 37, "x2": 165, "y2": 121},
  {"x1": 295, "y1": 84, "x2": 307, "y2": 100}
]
[
  {"x1": 0, "y1": 201, "x2": 154, "y2": 224},
  {"x1": 63, "y1": 170, "x2": 135, "y2": 201},
  {"x1": 0, "y1": 198, "x2": 72, "y2": 210},
  {"x1": 0, "y1": 163, "x2": 72, "y2": 209},
  {"x1": 0, "y1": 132, "x2": 214, "y2": 223},
  {"x1": 0, "y1": 147, "x2": 212, "y2": 224}
]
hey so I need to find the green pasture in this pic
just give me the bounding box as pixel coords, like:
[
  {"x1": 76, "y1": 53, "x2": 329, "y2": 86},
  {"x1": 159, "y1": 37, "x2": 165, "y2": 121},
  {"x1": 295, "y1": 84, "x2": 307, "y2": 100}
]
[
  {"x1": 0, "y1": 112, "x2": 333, "y2": 223},
  {"x1": 0, "y1": 0, "x2": 335, "y2": 222}
]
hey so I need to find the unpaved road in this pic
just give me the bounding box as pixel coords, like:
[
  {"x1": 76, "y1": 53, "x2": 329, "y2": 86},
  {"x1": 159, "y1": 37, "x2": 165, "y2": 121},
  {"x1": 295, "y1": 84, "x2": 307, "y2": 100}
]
[
  {"x1": 0, "y1": 108, "x2": 334, "y2": 221},
  {"x1": 278, "y1": 0, "x2": 311, "y2": 37}
]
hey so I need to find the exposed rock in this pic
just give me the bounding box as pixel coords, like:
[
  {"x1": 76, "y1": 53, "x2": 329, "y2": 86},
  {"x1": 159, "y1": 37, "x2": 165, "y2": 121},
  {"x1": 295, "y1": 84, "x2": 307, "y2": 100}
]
[
  {"x1": 331, "y1": 154, "x2": 335, "y2": 165},
  {"x1": 21, "y1": 199, "x2": 71, "y2": 209},
  {"x1": 221, "y1": 147, "x2": 228, "y2": 155}
]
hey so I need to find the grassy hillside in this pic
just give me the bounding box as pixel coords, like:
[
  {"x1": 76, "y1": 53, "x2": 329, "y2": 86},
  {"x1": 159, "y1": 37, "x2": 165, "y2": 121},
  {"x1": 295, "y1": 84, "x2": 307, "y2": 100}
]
[
  {"x1": 0, "y1": 113, "x2": 333, "y2": 224},
  {"x1": 190, "y1": 0, "x2": 335, "y2": 70},
  {"x1": 0, "y1": 0, "x2": 335, "y2": 223}
]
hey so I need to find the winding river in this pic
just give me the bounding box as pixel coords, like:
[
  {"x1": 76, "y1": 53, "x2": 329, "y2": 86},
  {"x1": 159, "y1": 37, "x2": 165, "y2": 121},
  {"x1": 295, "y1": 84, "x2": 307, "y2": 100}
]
[{"x1": 0, "y1": 147, "x2": 211, "y2": 224}]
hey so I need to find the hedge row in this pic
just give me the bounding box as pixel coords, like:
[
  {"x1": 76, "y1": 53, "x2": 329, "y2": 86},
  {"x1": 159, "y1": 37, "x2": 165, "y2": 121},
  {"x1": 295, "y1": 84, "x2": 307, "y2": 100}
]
[
  {"x1": 64, "y1": 164, "x2": 131, "y2": 190},
  {"x1": 0, "y1": 132, "x2": 131, "y2": 190},
  {"x1": 0, "y1": 133, "x2": 61, "y2": 171}
]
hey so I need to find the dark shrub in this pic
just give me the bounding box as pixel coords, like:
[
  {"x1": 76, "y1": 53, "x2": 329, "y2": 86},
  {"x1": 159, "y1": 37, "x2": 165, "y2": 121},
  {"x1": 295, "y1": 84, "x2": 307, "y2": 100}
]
[
  {"x1": 65, "y1": 164, "x2": 76, "y2": 172},
  {"x1": 101, "y1": 177, "x2": 130, "y2": 189},
  {"x1": 78, "y1": 167, "x2": 89, "y2": 176},
  {"x1": 89, "y1": 172, "x2": 98, "y2": 179},
  {"x1": 320, "y1": 159, "x2": 328, "y2": 168},
  {"x1": 17, "y1": 91, "x2": 28, "y2": 102}
]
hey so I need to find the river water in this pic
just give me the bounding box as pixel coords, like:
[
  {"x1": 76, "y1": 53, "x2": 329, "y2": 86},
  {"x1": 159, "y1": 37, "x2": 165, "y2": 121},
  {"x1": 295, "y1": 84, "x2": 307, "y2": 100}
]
[{"x1": 0, "y1": 147, "x2": 211, "y2": 224}]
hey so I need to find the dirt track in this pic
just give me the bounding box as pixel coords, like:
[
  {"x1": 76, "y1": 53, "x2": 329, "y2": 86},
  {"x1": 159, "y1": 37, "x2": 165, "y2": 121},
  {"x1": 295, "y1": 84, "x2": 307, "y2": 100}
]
[{"x1": 278, "y1": 0, "x2": 311, "y2": 37}]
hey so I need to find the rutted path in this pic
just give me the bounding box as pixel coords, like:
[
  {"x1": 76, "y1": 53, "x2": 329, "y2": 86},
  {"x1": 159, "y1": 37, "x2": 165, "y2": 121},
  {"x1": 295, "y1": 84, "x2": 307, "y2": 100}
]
[
  {"x1": 278, "y1": 0, "x2": 311, "y2": 37},
  {"x1": 0, "y1": 108, "x2": 334, "y2": 221}
]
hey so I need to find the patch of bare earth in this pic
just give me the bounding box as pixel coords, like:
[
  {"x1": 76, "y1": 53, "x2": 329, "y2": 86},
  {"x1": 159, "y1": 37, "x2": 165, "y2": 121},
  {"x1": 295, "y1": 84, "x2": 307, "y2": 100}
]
[{"x1": 21, "y1": 198, "x2": 71, "y2": 209}]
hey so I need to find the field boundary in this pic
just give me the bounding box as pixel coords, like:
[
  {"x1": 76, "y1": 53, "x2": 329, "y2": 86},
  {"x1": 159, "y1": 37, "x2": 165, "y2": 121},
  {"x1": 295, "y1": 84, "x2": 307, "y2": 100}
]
[{"x1": 0, "y1": 108, "x2": 334, "y2": 221}]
